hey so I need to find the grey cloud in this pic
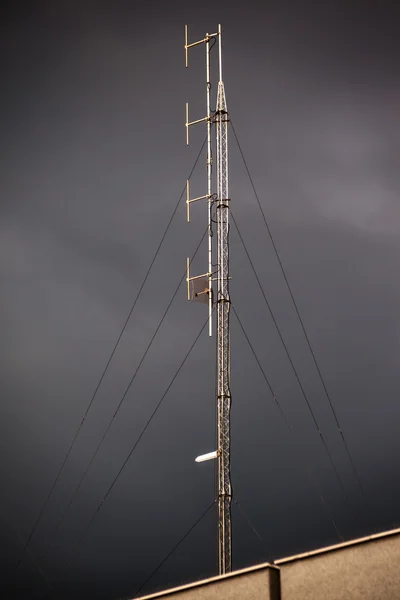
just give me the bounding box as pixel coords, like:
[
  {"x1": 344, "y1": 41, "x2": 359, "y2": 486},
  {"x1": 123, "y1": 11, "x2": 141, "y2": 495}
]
[{"x1": 2, "y1": 1, "x2": 400, "y2": 599}]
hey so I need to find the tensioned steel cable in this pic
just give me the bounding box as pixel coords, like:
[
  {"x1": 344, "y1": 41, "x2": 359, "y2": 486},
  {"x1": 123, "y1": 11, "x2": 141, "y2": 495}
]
[
  {"x1": 230, "y1": 121, "x2": 367, "y2": 501},
  {"x1": 60, "y1": 310, "x2": 214, "y2": 584},
  {"x1": 230, "y1": 214, "x2": 358, "y2": 525},
  {"x1": 15, "y1": 137, "x2": 207, "y2": 571},
  {"x1": 133, "y1": 500, "x2": 216, "y2": 598},
  {"x1": 0, "y1": 512, "x2": 53, "y2": 597},
  {"x1": 231, "y1": 304, "x2": 343, "y2": 541},
  {"x1": 39, "y1": 220, "x2": 212, "y2": 567},
  {"x1": 233, "y1": 499, "x2": 264, "y2": 542}
]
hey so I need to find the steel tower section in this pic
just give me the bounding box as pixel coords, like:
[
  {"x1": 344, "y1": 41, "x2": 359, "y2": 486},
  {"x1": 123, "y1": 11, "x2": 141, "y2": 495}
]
[{"x1": 215, "y1": 52, "x2": 232, "y2": 575}]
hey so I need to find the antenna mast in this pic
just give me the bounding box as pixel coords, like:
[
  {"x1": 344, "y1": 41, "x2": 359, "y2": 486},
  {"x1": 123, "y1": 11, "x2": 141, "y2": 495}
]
[{"x1": 185, "y1": 24, "x2": 232, "y2": 575}]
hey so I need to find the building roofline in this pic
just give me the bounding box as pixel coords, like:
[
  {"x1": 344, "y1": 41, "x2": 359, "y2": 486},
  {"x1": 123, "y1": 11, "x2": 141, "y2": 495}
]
[
  {"x1": 134, "y1": 561, "x2": 278, "y2": 599},
  {"x1": 274, "y1": 526, "x2": 400, "y2": 565}
]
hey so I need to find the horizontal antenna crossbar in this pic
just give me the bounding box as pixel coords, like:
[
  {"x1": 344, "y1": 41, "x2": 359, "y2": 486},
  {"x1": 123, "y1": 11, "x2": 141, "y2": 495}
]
[{"x1": 185, "y1": 25, "x2": 219, "y2": 67}]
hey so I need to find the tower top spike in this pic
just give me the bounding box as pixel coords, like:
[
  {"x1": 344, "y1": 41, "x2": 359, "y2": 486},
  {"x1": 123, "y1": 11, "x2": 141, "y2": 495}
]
[{"x1": 218, "y1": 24, "x2": 223, "y2": 81}]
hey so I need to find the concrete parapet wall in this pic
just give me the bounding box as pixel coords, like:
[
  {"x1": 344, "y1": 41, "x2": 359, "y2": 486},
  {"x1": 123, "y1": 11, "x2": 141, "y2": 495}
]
[
  {"x1": 275, "y1": 528, "x2": 400, "y2": 600},
  {"x1": 135, "y1": 563, "x2": 280, "y2": 600},
  {"x1": 134, "y1": 528, "x2": 400, "y2": 600}
]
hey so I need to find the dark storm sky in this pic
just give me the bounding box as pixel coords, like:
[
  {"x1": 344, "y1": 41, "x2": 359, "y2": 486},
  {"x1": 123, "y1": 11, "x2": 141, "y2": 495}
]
[{"x1": 1, "y1": 1, "x2": 400, "y2": 598}]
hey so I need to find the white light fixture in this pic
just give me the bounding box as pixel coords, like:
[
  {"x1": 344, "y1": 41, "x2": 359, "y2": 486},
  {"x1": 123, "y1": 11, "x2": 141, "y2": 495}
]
[{"x1": 195, "y1": 450, "x2": 219, "y2": 463}]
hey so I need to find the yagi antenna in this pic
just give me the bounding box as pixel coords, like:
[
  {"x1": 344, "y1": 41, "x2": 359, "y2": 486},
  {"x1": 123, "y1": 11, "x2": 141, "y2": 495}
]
[
  {"x1": 184, "y1": 24, "x2": 232, "y2": 576},
  {"x1": 184, "y1": 24, "x2": 218, "y2": 337},
  {"x1": 186, "y1": 180, "x2": 211, "y2": 223}
]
